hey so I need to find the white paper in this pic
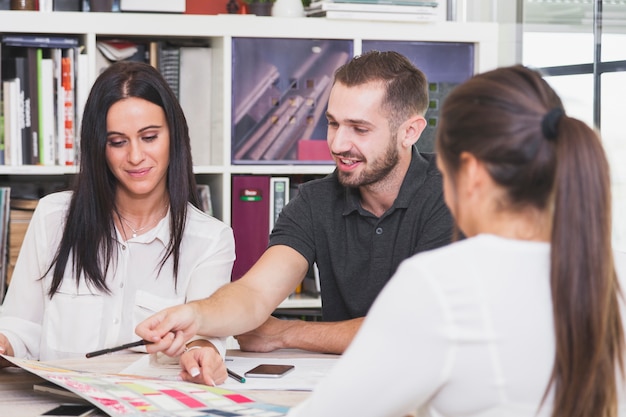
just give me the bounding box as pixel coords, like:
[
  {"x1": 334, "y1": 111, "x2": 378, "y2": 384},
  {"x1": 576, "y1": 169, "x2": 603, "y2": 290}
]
[{"x1": 121, "y1": 353, "x2": 339, "y2": 391}]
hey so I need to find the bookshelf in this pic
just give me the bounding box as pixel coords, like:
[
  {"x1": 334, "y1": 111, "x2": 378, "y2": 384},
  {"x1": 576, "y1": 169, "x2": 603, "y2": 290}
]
[{"x1": 0, "y1": 10, "x2": 500, "y2": 310}]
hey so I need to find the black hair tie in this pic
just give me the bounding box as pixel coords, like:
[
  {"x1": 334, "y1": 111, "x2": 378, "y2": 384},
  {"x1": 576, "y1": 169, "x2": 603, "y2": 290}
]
[{"x1": 541, "y1": 107, "x2": 564, "y2": 140}]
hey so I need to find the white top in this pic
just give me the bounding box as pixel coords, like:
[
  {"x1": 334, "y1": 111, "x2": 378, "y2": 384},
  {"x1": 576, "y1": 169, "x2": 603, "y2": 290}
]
[
  {"x1": 288, "y1": 234, "x2": 626, "y2": 417},
  {"x1": 0, "y1": 191, "x2": 235, "y2": 361}
]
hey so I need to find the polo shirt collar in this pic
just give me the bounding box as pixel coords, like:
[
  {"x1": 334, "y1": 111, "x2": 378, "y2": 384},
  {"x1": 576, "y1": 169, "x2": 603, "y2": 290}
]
[{"x1": 342, "y1": 146, "x2": 430, "y2": 215}]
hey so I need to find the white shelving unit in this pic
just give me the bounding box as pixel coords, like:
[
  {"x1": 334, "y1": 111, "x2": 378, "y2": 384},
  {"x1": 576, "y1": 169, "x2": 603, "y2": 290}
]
[
  {"x1": 0, "y1": 11, "x2": 499, "y2": 220},
  {"x1": 0, "y1": 10, "x2": 499, "y2": 310}
]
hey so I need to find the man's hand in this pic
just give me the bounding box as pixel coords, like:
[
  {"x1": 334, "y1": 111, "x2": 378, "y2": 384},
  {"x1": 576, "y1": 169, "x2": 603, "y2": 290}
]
[
  {"x1": 235, "y1": 316, "x2": 292, "y2": 353},
  {"x1": 135, "y1": 303, "x2": 199, "y2": 357},
  {"x1": 178, "y1": 343, "x2": 227, "y2": 386}
]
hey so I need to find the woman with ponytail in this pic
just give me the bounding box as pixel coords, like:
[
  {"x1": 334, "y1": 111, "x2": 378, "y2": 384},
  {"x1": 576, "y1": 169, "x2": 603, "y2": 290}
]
[{"x1": 288, "y1": 64, "x2": 626, "y2": 417}]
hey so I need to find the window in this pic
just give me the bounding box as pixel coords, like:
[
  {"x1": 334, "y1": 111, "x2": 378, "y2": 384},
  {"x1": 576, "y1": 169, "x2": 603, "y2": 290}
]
[{"x1": 522, "y1": 0, "x2": 626, "y2": 250}]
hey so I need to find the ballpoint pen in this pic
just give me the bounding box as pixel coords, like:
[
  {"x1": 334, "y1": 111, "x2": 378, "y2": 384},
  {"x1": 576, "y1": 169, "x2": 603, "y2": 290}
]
[
  {"x1": 85, "y1": 340, "x2": 151, "y2": 358},
  {"x1": 227, "y1": 368, "x2": 246, "y2": 383}
]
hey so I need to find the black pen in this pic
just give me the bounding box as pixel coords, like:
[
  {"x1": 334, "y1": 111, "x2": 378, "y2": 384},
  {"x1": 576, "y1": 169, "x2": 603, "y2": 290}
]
[
  {"x1": 227, "y1": 368, "x2": 246, "y2": 383},
  {"x1": 85, "y1": 340, "x2": 151, "y2": 358}
]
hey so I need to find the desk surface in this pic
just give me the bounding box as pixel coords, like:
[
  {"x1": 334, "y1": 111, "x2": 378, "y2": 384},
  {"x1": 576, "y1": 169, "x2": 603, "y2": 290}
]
[{"x1": 0, "y1": 350, "x2": 331, "y2": 417}]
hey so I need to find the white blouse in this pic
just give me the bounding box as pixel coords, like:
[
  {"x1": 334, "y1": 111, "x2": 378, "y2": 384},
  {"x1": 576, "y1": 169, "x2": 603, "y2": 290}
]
[
  {"x1": 0, "y1": 191, "x2": 235, "y2": 361},
  {"x1": 289, "y1": 234, "x2": 626, "y2": 417}
]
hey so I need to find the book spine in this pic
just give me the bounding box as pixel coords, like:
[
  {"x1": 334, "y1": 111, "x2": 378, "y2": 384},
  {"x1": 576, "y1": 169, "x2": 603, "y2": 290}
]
[
  {"x1": 324, "y1": 9, "x2": 438, "y2": 21},
  {"x1": 2, "y1": 79, "x2": 21, "y2": 166},
  {"x1": 61, "y1": 50, "x2": 75, "y2": 166},
  {"x1": 53, "y1": 48, "x2": 65, "y2": 166},
  {"x1": 36, "y1": 48, "x2": 45, "y2": 165},
  {"x1": 40, "y1": 56, "x2": 56, "y2": 166},
  {"x1": 156, "y1": 42, "x2": 180, "y2": 99},
  {"x1": 319, "y1": 2, "x2": 437, "y2": 13},
  {"x1": 12, "y1": 56, "x2": 33, "y2": 166},
  {"x1": 269, "y1": 177, "x2": 290, "y2": 232}
]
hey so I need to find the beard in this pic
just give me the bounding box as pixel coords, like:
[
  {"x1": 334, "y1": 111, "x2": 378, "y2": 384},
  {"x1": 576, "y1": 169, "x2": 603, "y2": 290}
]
[{"x1": 337, "y1": 135, "x2": 400, "y2": 188}]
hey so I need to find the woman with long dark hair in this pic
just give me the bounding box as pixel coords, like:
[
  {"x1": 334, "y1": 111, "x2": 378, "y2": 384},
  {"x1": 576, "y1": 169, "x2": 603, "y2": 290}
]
[
  {"x1": 287, "y1": 64, "x2": 626, "y2": 416},
  {"x1": 0, "y1": 61, "x2": 235, "y2": 386}
]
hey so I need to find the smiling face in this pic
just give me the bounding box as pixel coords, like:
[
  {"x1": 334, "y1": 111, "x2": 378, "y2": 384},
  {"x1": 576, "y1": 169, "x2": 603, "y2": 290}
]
[
  {"x1": 105, "y1": 97, "x2": 170, "y2": 201},
  {"x1": 326, "y1": 81, "x2": 401, "y2": 188}
]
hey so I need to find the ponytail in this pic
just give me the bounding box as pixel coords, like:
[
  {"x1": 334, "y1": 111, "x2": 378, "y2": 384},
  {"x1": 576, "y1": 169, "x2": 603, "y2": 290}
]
[
  {"x1": 436, "y1": 65, "x2": 624, "y2": 417},
  {"x1": 547, "y1": 114, "x2": 623, "y2": 417}
]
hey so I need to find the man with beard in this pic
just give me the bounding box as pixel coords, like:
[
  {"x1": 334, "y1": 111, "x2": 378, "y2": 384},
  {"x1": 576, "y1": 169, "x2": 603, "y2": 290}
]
[{"x1": 135, "y1": 51, "x2": 453, "y2": 385}]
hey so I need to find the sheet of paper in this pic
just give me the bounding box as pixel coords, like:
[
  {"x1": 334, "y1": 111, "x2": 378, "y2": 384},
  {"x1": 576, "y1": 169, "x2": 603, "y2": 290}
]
[{"x1": 121, "y1": 353, "x2": 339, "y2": 391}]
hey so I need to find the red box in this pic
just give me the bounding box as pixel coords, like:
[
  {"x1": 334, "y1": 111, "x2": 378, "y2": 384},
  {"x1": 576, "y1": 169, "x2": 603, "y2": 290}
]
[
  {"x1": 297, "y1": 140, "x2": 333, "y2": 161},
  {"x1": 185, "y1": 0, "x2": 230, "y2": 14}
]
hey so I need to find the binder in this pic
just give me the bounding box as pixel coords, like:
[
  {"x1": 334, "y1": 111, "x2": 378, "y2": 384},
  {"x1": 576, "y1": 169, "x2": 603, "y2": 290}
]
[{"x1": 231, "y1": 176, "x2": 271, "y2": 281}]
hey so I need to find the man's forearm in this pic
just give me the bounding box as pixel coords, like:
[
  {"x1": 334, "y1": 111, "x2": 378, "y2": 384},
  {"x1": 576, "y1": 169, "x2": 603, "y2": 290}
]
[
  {"x1": 193, "y1": 280, "x2": 278, "y2": 338},
  {"x1": 282, "y1": 317, "x2": 364, "y2": 354}
]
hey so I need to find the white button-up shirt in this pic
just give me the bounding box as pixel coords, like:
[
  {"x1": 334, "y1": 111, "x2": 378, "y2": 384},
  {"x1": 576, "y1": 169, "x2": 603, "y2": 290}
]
[{"x1": 0, "y1": 191, "x2": 235, "y2": 361}]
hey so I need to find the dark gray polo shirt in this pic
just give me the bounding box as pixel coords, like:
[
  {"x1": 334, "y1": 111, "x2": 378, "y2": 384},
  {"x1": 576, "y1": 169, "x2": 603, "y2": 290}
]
[{"x1": 269, "y1": 148, "x2": 453, "y2": 321}]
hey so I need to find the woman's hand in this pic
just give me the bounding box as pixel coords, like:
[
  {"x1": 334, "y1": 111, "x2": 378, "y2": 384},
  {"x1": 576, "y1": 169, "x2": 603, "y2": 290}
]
[
  {"x1": 0, "y1": 333, "x2": 15, "y2": 368},
  {"x1": 178, "y1": 342, "x2": 227, "y2": 386}
]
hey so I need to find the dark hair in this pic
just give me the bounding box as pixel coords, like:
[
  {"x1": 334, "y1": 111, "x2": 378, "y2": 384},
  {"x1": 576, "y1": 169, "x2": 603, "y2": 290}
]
[
  {"x1": 333, "y1": 50, "x2": 429, "y2": 130},
  {"x1": 46, "y1": 61, "x2": 200, "y2": 296},
  {"x1": 436, "y1": 64, "x2": 623, "y2": 417}
]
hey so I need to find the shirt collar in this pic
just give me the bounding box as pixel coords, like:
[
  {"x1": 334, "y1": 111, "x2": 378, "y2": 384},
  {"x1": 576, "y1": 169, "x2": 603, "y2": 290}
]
[
  {"x1": 342, "y1": 146, "x2": 431, "y2": 215},
  {"x1": 120, "y1": 211, "x2": 170, "y2": 246}
]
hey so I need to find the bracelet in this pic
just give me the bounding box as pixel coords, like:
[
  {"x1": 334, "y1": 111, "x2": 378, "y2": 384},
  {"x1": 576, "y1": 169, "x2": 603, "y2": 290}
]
[{"x1": 183, "y1": 345, "x2": 203, "y2": 354}]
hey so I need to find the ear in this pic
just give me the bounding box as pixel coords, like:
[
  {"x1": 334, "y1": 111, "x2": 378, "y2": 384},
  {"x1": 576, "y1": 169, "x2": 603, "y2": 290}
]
[
  {"x1": 458, "y1": 151, "x2": 484, "y2": 196},
  {"x1": 400, "y1": 115, "x2": 427, "y2": 149}
]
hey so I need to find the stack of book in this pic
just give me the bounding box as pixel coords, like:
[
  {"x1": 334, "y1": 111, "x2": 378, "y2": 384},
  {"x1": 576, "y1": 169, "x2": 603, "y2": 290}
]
[
  {"x1": 1, "y1": 34, "x2": 86, "y2": 167},
  {"x1": 305, "y1": 0, "x2": 446, "y2": 22}
]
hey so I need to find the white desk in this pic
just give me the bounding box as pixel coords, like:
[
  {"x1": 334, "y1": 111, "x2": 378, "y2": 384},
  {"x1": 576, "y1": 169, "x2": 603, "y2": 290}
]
[{"x1": 0, "y1": 349, "x2": 335, "y2": 417}]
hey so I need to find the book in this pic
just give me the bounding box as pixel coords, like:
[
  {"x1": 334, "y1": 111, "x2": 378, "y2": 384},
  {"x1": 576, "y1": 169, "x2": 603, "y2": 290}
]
[
  {"x1": 155, "y1": 42, "x2": 181, "y2": 99},
  {"x1": 38, "y1": 0, "x2": 53, "y2": 11},
  {"x1": 61, "y1": 48, "x2": 75, "y2": 166},
  {"x1": 307, "y1": 0, "x2": 437, "y2": 14},
  {"x1": 306, "y1": 0, "x2": 446, "y2": 20},
  {"x1": 270, "y1": 177, "x2": 290, "y2": 232},
  {"x1": 96, "y1": 39, "x2": 148, "y2": 75},
  {"x1": 196, "y1": 183, "x2": 214, "y2": 216},
  {"x1": 96, "y1": 39, "x2": 139, "y2": 62},
  {"x1": 1, "y1": 35, "x2": 79, "y2": 49},
  {"x1": 52, "y1": 47, "x2": 65, "y2": 166},
  {"x1": 8, "y1": 202, "x2": 36, "y2": 285},
  {"x1": 39, "y1": 55, "x2": 56, "y2": 166},
  {"x1": 179, "y1": 44, "x2": 212, "y2": 166},
  {"x1": 26, "y1": 47, "x2": 40, "y2": 165},
  {"x1": 119, "y1": 0, "x2": 185, "y2": 13},
  {"x1": 321, "y1": 9, "x2": 439, "y2": 21},
  {"x1": 231, "y1": 175, "x2": 271, "y2": 280},
  {"x1": 2, "y1": 79, "x2": 22, "y2": 166},
  {"x1": 3, "y1": 54, "x2": 33, "y2": 165}
]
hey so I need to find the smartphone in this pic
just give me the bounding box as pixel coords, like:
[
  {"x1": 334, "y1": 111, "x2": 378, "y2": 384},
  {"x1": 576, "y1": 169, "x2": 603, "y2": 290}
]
[
  {"x1": 40, "y1": 404, "x2": 97, "y2": 416},
  {"x1": 244, "y1": 364, "x2": 295, "y2": 378}
]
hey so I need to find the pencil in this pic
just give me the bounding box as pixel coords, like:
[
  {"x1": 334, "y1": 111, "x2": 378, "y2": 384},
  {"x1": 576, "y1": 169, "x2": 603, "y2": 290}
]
[
  {"x1": 227, "y1": 368, "x2": 246, "y2": 383},
  {"x1": 85, "y1": 340, "x2": 150, "y2": 358}
]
